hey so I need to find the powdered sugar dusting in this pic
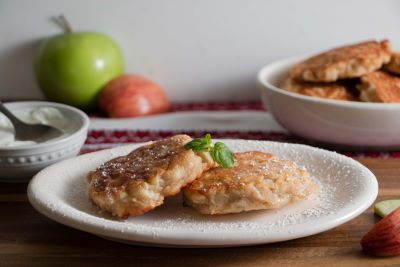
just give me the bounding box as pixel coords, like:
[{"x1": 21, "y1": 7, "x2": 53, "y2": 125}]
[{"x1": 28, "y1": 139, "x2": 377, "y2": 246}]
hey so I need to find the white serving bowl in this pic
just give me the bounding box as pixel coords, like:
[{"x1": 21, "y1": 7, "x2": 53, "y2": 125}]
[
  {"x1": 257, "y1": 56, "x2": 400, "y2": 149},
  {"x1": 0, "y1": 101, "x2": 89, "y2": 182}
]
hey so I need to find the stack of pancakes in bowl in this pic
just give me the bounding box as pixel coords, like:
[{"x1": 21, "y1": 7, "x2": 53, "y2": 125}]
[
  {"x1": 281, "y1": 40, "x2": 400, "y2": 103},
  {"x1": 257, "y1": 40, "x2": 400, "y2": 147}
]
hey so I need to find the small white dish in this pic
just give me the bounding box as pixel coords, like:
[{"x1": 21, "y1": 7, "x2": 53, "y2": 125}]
[
  {"x1": 0, "y1": 101, "x2": 89, "y2": 182},
  {"x1": 257, "y1": 56, "x2": 400, "y2": 148},
  {"x1": 28, "y1": 139, "x2": 377, "y2": 247}
]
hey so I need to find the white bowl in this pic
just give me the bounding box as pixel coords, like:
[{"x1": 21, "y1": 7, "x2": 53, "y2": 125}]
[
  {"x1": 0, "y1": 101, "x2": 89, "y2": 182},
  {"x1": 257, "y1": 56, "x2": 400, "y2": 149}
]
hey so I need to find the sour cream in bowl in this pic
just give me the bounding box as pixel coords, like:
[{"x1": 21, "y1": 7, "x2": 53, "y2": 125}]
[
  {"x1": 0, "y1": 106, "x2": 69, "y2": 147},
  {"x1": 0, "y1": 101, "x2": 89, "y2": 182}
]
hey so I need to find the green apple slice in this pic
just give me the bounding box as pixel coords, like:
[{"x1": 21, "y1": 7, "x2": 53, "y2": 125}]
[{"x1": 374, "y1": 199, "x2": 400, "y2": 217}]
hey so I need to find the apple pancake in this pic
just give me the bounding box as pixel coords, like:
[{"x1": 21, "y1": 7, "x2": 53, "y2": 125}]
[
  {"x1": 357, "y1": 71, "x2": 400, "y2": 103},
  {"x1": 183, "y1": 151, "x2": 319, "y2": 215},
  {"x1": 281, "y1": 76, "x2": 355, "y2": 100},
  {"x1": 87, "y1": 134, "x2": 215, "y2": 218},
  {"x1": 385, "y1": 52, "x2": 400, "y2": 75},
  {"x1": 289, "y1": 40, "x2": 391, "y2": 82}
]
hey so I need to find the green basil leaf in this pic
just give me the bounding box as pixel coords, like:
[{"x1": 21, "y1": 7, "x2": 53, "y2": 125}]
[
  {"x1": 185, "y1": 134, "x2": 235, "y2": 168},
  {"x1": 184, "y1": 133, "x2": 212, "y2": 152},
  {"x1": 204, "y1": 133, "x2": 211, "y2": 146},
  {"x1": 210, "y1": 142, "x2": 234, "y2": 168}
]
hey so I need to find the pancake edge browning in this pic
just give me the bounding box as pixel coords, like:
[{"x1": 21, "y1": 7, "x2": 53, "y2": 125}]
[
  {"x1": 87, "y1": 134, "x2": 215, "y2": 218},
  {"x1": 281, "y1": 76, "x2": 356, "y2": 100},
  {"x1": 357, "y1": 71, "x2": 400, "y2": 103},
  {"x1": 183, "y1": 151, "x2": 319, "y2": 215},
  {"x1": 289, "y1": 40, "x2": 391, "y2": 82}
]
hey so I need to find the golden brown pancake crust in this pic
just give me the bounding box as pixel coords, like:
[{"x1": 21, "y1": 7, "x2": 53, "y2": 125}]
[
  {"x1": 385, "y1": 53, "x2": 400, "y2": 75},
  {"x1": 281, "y1": 76, "x2": 355, "y2": 100},
  {"x1": 289, "y1": 40, "x2": 391, "y2": 82},
  {"x1": 87, "y1": 135, "x2": 215, "y2": 218},
  {"x1": 357, "y1": 71, "x2": 400, "y2": 103},
  {"x1": 183, "y1": 151, "x2": 319, "y2": 215}
]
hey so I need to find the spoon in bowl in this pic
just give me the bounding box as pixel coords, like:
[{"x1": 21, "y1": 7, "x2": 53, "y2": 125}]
[{"x1": 0, "y1": 101, "x2": 64, "y2": 143}]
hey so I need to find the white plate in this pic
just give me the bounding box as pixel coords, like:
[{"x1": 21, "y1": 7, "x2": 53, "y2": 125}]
[{"x1": 27, "y1": 140, "x2": 378, "y2": 247}]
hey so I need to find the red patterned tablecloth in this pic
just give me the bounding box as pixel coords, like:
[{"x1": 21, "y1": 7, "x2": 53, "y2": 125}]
[{"x1": 84, "y1": 102, "x2": 400, "y2": 158}]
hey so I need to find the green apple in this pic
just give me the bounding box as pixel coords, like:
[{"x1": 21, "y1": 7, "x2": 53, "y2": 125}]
[{"x1": 35, "y1": 26, "x2": 124, "y2": 110}]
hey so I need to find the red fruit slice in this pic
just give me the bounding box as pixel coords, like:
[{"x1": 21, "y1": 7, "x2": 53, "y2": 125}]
[{"x1": 361, "y1": 207, "x2": 400, "y2": 256}]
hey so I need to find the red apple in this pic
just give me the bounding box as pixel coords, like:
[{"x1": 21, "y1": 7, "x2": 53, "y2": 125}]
[
  {"x1": 99, "y1": 74, "x2": 170, "y2": 117},
  {"x1": 361, "y1": 207, "x2": 400, "y2": 256}
]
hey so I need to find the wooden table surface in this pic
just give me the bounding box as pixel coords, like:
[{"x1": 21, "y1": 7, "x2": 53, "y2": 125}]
[{"x1": 1, "y1": 158, "x2": 400, "y2": 267}]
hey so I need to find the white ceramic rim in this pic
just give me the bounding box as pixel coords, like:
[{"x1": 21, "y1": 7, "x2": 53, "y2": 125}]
[
  {"x1": 0, "y1": 101, "x2": 90, "y2": 152},
  {"x1": 27, "y1": 140, "x2": 378, "y2": 247},
  {"x1": 257, "y1": 55, "x2": 400, "y2": 110}
]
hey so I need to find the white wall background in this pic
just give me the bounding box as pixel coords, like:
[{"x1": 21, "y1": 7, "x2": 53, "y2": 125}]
[{"x1": 0, "y1": 0, "x2": 399, "y2": 102}]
